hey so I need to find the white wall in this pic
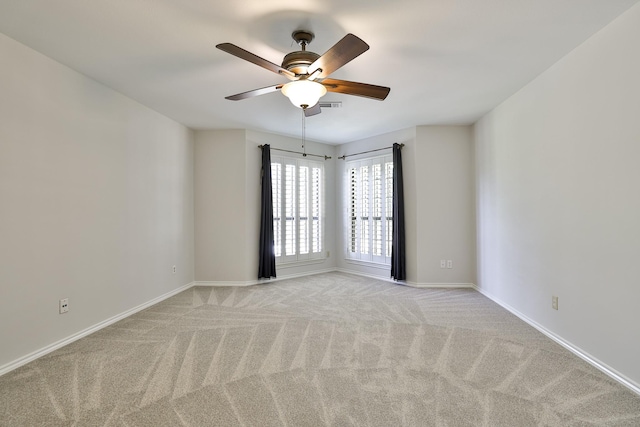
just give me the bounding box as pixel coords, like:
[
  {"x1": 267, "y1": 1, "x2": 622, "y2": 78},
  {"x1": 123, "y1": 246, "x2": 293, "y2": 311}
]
[
  {"x1": 415, "y1": 126, "x2": 476, "y2": 285},
  {"x1": 194, "y1": 130, "x2": 251, "y2": 282},
  {"x1": 0, "y1": 33, "x2": 195, "y2": 369},
  {"x1": 336, "y1": 126, "x2": 475, "y2": 286},
  {"x1": 475, "y1": 2, "x2": 640, "y2": 388},
  {"x1": 194, "y1": 129, "x2": 337, "y2": 283}
]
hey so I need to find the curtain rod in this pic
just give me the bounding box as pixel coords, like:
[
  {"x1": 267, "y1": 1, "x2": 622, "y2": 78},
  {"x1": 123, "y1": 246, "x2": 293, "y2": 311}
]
[
  {"x1": 259, "y1": 145, "x2": 331, "y2": 160},
  {"x1": 338, "y1": 143, "x2": 404, "y2": 160}
]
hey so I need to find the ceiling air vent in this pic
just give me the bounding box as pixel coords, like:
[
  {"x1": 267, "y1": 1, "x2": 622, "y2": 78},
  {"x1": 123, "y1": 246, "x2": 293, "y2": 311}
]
[{"x1": 319, "y1": 101, "x2": 342, "y2": 109}]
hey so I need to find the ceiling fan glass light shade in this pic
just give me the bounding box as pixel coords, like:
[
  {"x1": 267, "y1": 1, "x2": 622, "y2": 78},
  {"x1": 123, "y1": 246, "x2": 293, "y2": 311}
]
[{"x1": 281, "y1": 80, "x2": 327, "y2": 108}]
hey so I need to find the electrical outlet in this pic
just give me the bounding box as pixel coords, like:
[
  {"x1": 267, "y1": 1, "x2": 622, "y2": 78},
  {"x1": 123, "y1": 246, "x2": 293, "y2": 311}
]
[
  {"x1": 59, "y1": 298, "x2": 69, "y2": 314},
  {"x1": 552, "y1": 296, "x2": 558, "y2": 310},
  {"x1": 440, "y1": 260, "x2": 446, "y2": 268},
  {"x1": 446, "y1": 260, "x2": 453, "y2": 269},
  {"x1": 172, "y1": 265, "x2": 176, "y2": 274}
]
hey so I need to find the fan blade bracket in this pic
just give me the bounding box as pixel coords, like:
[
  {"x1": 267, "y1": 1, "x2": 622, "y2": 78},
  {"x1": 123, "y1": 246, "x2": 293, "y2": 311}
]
[
  {"x1": 307, "y1": 68, "x2": 323, "y2": 81},
  {"x1": 278, "y1": 69, "x2": 296, "y2": 80}
]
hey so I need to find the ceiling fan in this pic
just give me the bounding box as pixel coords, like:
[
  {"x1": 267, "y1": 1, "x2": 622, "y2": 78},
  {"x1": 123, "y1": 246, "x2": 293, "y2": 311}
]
[{"x1": 216, "y1": 31, "x2": 390, "y2": 117}]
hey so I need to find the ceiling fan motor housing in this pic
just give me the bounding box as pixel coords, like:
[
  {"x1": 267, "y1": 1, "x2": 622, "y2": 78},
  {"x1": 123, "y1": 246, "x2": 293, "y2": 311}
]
[{"x1": 282, "y1": 51, "x2": 320, "y2": 75}]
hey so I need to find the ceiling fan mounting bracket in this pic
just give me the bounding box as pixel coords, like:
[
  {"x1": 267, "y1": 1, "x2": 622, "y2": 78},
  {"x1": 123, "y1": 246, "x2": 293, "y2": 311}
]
[{"x1": 292, "y1": 31, "x2": 314, "y2": 48}]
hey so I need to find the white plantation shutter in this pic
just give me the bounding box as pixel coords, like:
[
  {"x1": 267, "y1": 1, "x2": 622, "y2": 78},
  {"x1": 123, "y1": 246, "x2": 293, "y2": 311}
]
[
  {"x1": 372, "y1": 163, "x2": 382, "y2": 256},
  {"x1": 385, "y1": 161, "x2": 394, "y2": 258},
  {"x1": 311, "y1": 166, "x2": 322, "y2": 254},
  {"x1": 346, "y1": 155, "x2": 393, "y2": 264},
  {"x1": 271, "y1": 162, "x2": 282, "y2": 257},
  {"x1": 299, "y1": 165, "x2": 309, "y2": 254},
  {"x1": 284, "y1": 162, "x2": 296, "y2": 258},
  {"x1": 349, "y1": 167, "x2": 357, "y2": 255},
  {"x1": 360, "y1": 164, "x2": 369, "y2": 255},
  {"x1": 272, "y1": 156, "x2": 324, "y2": 263}
]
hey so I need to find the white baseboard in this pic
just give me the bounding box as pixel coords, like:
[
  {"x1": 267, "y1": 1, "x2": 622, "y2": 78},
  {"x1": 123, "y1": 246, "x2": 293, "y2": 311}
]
[
  {"x1": 195, "y1": 268, "x2": 339, "y2": 287},
  {"x1": 264, "y1": 267, "x2": 338, "y2": 283},
  {"x1": 409, "y1": 282, "x2": 475, "y2": 288},
  {"x1": 336, "y1": 268, "x2": 398, "y2": 284},
  {"x1": 194, "y1": 280, "x2": 256, "y2": 287},
  {"x1": 473, "y1": 285, "x2": 640, "y2": 396},
  {"x1": 336, "y1": 268, "x2": 474, "y2": 288},
  {"x1": 0, "y1": 282, "x2": 195, "y2": 377}
]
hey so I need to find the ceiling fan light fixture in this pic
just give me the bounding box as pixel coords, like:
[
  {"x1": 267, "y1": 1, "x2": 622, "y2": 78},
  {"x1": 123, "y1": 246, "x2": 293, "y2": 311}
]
[{"x1": 281, "y1": 80, "x2": 327, "y2": 109}]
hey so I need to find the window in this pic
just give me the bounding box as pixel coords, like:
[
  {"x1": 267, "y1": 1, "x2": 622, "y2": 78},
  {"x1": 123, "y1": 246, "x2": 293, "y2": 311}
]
[
  {"x1": 271, "y1": 156, "x2": 324, "y2": 263},
  {"x1": 346, "y1": 155, "x2": 393, "y2": 264}
]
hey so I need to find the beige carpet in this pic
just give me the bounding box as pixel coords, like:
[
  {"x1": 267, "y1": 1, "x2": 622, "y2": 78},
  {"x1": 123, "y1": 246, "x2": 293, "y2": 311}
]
[{"x1": 1, "y1": 272, "x2": 639, "y2": 426}]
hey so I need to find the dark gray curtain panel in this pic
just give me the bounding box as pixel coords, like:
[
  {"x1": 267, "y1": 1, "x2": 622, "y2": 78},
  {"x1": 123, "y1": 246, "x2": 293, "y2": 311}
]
[
  {"x1": 258, "y1": 145, "x2": 276, "y2": 279},
  {"x1": 391, "y1": 143, "x2": 406, "y2": 281}
]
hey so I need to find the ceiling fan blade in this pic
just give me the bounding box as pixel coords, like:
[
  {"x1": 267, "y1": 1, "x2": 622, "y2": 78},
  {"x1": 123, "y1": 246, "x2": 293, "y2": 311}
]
[
  {"x1": 303, "y1": 103, "x2": 322, "y2": 117},
  {"x1": 225, "y1": 84, "x2": 284, "y2": 101},
  {"x1": 320, "y1": 78, "x2": 390, "y2": 100},
  {"x1": 216, "y1": 43, "x2": 295, "y2": 80},
  {"x1": 308, "y1": 34, "x2": 369, "y2": 79}
]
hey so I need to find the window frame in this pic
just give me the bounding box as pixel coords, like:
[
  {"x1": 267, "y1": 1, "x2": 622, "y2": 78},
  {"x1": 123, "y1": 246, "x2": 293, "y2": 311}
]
[{"x1": 271, "y1": 155, "x2": 325, "y2": 265}]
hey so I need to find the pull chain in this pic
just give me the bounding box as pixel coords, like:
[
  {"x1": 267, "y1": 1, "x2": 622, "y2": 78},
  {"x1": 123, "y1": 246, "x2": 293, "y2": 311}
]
[{"x1": 302, "y1": 109, "x2": 307, "y2": 157}]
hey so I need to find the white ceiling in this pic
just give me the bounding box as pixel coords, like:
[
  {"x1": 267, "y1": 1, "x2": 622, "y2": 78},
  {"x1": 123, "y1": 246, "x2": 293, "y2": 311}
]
[{"x1": 0, "y1": 0, "x2": 638, "y2": 144}]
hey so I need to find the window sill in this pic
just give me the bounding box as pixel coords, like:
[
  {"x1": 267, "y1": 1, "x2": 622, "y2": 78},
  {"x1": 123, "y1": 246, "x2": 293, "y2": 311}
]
[
  {"x1": 276, "y1": 258, "x2": 328, "y2": 268},
  {"x1": 344, "y1": 259, "x2": 390, "y2": 270}
]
